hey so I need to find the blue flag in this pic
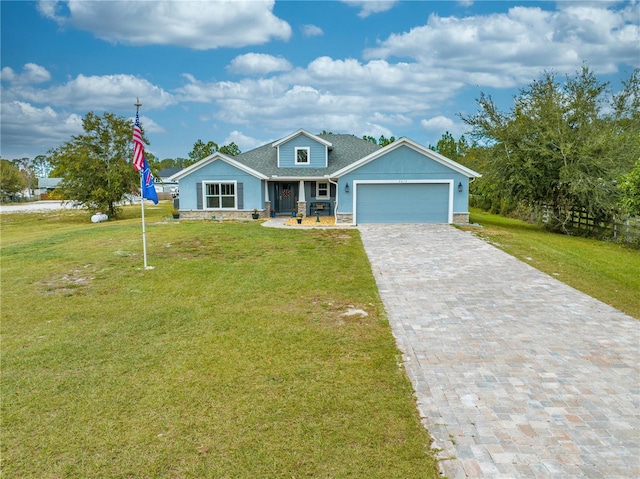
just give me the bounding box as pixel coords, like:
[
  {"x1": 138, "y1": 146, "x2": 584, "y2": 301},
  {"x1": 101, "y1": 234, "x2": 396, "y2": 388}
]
[{"x1": 141, "y1": 157, "x2": 158, "y2": 204}]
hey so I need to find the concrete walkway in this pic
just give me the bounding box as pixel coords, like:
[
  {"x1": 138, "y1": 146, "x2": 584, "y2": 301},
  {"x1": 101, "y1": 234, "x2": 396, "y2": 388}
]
[
  {"x1": 262, "y1": 216, "x2": 355, "y2": 229},
  {"x1": 0, "y1": 200, "x2": 81, "y2": 213},
  {"x1": 358, "y1": 224, "x2": 639, "y2": 479}
]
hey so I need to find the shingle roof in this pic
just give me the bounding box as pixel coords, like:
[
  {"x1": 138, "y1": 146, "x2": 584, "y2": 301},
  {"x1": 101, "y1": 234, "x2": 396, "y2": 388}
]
[
  {"x1": 158, "y1": 168, "x2": 183, "y2": 178},
  {"x1": 232, "y1": 133, "x2": 381, "y2": 178}
]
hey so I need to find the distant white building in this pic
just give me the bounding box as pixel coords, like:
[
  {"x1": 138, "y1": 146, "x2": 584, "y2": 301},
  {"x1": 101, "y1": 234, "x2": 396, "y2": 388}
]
[
  {"x1": 36, "y1": 178, "x2": 62, "y2": 199},
  {"x1": 155, "y1": 168, "x2": 182, "y2": 196}
]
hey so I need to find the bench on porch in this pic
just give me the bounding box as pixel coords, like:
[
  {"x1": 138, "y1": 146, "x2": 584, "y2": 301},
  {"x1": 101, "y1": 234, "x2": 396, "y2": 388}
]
[{"x1": 309, "y1": 201, "x2": 332, "y2": 216}]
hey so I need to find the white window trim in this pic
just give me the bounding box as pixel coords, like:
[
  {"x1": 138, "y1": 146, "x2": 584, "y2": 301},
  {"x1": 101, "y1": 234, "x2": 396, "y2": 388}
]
[
  {"x1": 316, "y1": 181, "x2": 329, "y2": 199},
  {"x1": 203, "y1": 180, "x2": 237, "y2": 210},
  {"x1": 295, "y1": 147, "x2": 310, "y2": 164}
]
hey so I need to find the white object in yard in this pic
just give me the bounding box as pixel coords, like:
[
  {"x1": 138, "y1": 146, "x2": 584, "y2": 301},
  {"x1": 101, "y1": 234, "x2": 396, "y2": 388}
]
[
  {"x1": 91, "y1": 213, "x2": 108, "y2": 223},
  {"x1": 341, "y1": 307, "x2": 368, "y2": 318}
]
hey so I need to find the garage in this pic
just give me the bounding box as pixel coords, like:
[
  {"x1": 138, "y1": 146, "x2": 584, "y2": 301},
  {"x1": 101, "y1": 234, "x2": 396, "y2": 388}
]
[{"x1": 354, "y1": 181, "x2": 452, "y2": 224}]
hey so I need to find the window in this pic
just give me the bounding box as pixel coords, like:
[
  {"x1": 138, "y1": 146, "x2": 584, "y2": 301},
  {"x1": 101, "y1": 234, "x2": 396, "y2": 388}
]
[
  {"x1": 205, "y1": 182, "x2": 236, "y2": 209},
  {"x1": 295, "y1": 147, "x2": 310, "y2": 164},
  {"x1": 316, "y1": 182, "x2": 329, "y2": 198}
]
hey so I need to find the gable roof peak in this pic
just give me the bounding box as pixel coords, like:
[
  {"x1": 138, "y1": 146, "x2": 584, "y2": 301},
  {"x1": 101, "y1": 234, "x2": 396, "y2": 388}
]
[
  {"x1": 331, "y1": 136, "x2": 481, "y2": 178},
  {"x1": 169, "y1": 151, "x2": 267, "y2": 181},
  {"x1": 271, "y1": 129, "x2": 332, "y2": 148}
]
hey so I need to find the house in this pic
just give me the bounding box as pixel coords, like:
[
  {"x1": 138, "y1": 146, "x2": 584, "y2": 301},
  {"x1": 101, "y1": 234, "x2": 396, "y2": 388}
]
[
  {"x1": 169, "y1": 129, "x2": 481, "y2": 225},
  {"x1": 155, "y1": 168, "x2": 182, "y2": 197},
  {"x1": 36, "y1": 177, "x2": 62, "y2": 200}
]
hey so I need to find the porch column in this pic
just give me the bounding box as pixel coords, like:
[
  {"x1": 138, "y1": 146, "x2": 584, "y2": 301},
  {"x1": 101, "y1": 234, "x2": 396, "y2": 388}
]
[
  {"x1": 264, "y1": 181, "x2": 271, "y2": 216},
  {"x1": 297, "y1": 180, "x2": 306, "y2": 216}
]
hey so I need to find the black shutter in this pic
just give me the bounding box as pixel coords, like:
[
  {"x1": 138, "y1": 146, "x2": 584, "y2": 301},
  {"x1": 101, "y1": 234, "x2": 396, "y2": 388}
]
[
  {"x1": 237, "y1": 182, "x2": 243, "y2": 209},
  {"x1": 311, "y1": 182, "x2": 316, "y2": 197},
  {"x1": 330, "y1": 183, "x2": 336, "y2": 197},
  {"x1": 196, "y1": 182, "x2": 203, "y2": 209}
]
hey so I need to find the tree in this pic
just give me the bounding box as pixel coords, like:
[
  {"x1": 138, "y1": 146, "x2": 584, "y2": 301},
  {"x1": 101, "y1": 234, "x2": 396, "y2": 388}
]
[
  {"x1": 428, "y1": 132, "x2": 469, "y2": 162},
  {"x1": 48, "y1": 112, "x2": 140, "y2": 218},
  {"x1": 186, "y1": 139, "x2": 241, "y2": 165},
  {"x1": 159, "y1": 158, "x2": 177, "y2": 169},
  {"x1": 219, "y1": 142, "x2": 241, "y2": 156},
  {"x1": 33, "y1": 155, "x2": 52, "y2": 178},
  {"x1": 12, "y1": 157, "x2": 37, "y2": 198},
  {"x1": 363, "y1": 135, "x2": 396, "y2": 146},
  {"x1": 0, "y1": 159, "x2": 26, "y2": 199},
  {"x1": 188, "y1": 139, "x2": 219, "y2": 164},
  {"x1": 461, "y1": 65, "x2": 637, "y2": 232},
  {"x1": 619, "y1": 159, "x2": 640, "y2": 217}
]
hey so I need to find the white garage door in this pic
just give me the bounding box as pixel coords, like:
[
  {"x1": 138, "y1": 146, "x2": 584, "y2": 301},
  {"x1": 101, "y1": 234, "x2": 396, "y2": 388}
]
[{"x1": 355, "y1": 181, "x2": 451, "y2": 224}]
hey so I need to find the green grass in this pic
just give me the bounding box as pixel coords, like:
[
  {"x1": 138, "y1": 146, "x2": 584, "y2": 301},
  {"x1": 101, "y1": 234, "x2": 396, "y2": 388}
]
[
  {"x1": 465, "y1": 208, "x2": 640, "y2": 319},
  {"x1": 1, "y1": 204, "x2": 440, "y2": 478}
]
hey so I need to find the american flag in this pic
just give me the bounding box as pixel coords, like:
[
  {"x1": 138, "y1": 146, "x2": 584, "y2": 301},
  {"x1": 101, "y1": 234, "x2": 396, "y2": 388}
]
[{"x1": 132, "y1": 112, "x2": 145, "y2": 171}]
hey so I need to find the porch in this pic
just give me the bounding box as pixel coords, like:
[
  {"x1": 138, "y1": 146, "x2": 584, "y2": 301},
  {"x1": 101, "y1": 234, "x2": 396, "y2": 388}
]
[{"x1": 265, "y1": 180, "x2": 337, "y2": 218}]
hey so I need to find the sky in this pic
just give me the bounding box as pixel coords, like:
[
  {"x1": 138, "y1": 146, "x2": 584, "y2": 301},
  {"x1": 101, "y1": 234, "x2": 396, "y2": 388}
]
[{"x1": 1, "y1": 0, "x2": 639, "y2": 163}]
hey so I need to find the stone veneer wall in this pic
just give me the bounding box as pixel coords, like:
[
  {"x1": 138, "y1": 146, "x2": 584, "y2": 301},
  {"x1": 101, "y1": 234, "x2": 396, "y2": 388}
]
[
  {"x1": 453, "y1": 213, "x2": 470, "y2": 224},
  {"x1": 297, "y1": 201, "x2": 306, "y2": 217},
  {"x1": 335, "y1": 212, "x2": 468, "y2": 225},
  {"x1": 335, "y1": 213, "x2": 353, "y2": 225},
  {"x1": 179, "y1": 210, "x2": 264, "y2": 220}
]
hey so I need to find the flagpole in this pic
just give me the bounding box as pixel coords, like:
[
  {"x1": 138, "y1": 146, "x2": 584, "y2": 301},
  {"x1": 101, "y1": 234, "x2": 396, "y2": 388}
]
[{"x1": 135, "y1": 98, "x2": 152, "y2": 270}]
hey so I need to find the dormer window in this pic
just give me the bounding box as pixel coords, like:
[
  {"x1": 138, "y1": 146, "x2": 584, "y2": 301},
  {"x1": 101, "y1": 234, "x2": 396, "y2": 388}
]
[{"x1": 295, "y1": 147, "x2": 310, "y2": 164}]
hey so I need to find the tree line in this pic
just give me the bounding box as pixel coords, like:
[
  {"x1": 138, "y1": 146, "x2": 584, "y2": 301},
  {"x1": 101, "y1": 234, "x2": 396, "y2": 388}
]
[
  {"x1": 430, "y1": 66, "x2": 640, "y2": 233},
  {"x1": 0, "y1": 112, "x2": 242, "y2": 216},
  {"x1": 2, "y1": 64, "x2": 638, "y2": 226}
]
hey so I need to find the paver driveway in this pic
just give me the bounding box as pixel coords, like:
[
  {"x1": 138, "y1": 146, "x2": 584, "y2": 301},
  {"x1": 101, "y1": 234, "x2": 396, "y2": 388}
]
[{"x1": 358, "y1": 224, "x2": 639, "y2": 479}]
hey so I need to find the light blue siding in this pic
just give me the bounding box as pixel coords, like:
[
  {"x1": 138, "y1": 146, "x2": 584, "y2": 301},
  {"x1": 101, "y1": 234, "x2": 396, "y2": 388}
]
[
  {"x1": 337, "y1": 145, "x2": 470, "y2": 216},
  {"x1": 356, "y1": 183, "x2": 450, "y2": 223},
  {"x1": 278, "y1": 136, "x2": 327, "y2": 168},
  {"x1": 178, "y1": 159, "x2": 263, "y2": 210}
]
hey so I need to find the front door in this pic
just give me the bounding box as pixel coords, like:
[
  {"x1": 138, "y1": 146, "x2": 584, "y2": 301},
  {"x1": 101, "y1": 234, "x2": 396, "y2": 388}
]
[{"x1": 274, "y1": 182, "x2": 297, "y2": 214}]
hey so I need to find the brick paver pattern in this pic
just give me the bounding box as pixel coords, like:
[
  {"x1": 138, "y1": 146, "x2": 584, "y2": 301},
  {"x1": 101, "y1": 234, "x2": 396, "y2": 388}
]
[{"x1": 358, "y1": 224, "x2": 639, "y2": 479}]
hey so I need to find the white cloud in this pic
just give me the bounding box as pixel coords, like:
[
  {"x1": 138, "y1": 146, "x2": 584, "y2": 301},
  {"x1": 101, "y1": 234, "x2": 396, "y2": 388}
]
[
  {"x1": 359, "y1": 123, "x2": 394, "y2": 140},
  {"x1": 0, "y1": 101, "x2": 83, "y2": 157},
  {"x1": 36, "y1": 0, "x2": 62, "y2": 20},
  {"x1": 301, "y1": 24, "x2": 323, "y2": 37},
  {"x1": 342, "y1": 1, "x2": 399, "y2": 18},
  {"x1": 134, "y1": 115, "x2": 166, "y2": 135},
  {"x1": 222, "y1": 131, "x2": 264, "y2": 152},
  {"x1": 176, "y1": 74, "x2": 290, "y2": 104},
  {"x1": 0, "y1": 99, "x2": 165, "y2": 158},
  {"x1": 364, "y1": 4, "x2": 640, "y2": 87},
  {"x1": 227, "y1": 53, "x2": 292, "y2": 75},
  {"x1": 1, "y1": 63, "x2": 51, "y2": 85},
  {"x1": 420, "y1": 116, "x2": 468, "y2": 142},
  {"x1": 293, "y1": 56, "x2": 465, "y2": 105},
  {"x1": 38, "y1": 0, "x2": 292, "y2": 49},
  {"x1": 178, "y1": 70, "x2": 428, "y2": 140},
  {"x1": 11, "y1": 1, "x2": 636, "y2": 160},
  {"x1": 4, "y1": 72, "x2": 174, "y2": 111},
  {"x1": 420, "y1": 116, "x2": 456, "y2": 132},
  {"x1": 175, "y1": 51, "x2": 478, "y2": 141}
]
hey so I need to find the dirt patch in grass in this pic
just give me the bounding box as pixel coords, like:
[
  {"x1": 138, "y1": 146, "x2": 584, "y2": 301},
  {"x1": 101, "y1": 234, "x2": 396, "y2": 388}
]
[
  {"x1": 307, "y1": 297, "x2": 374, "y2": 327},
  {"x1": 39, "y1": 265, "x2": 95, "y2": 295}
]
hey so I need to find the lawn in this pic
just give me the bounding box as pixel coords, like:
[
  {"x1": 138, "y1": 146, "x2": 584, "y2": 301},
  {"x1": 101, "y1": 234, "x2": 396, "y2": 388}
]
[
  {"x1": 465, "y1": 208, "x2": 640, "y2": 319},
  {"x1": 0, "y1": 205, "x2": 440, "y2": 479}
]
